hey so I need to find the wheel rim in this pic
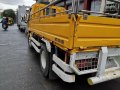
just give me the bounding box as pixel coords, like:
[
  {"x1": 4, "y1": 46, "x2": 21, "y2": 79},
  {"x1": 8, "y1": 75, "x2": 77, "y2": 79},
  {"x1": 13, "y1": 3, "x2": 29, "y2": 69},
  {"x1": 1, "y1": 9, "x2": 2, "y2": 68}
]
[{"x1": 41, "y1": 51, "x2": 47, "y2": 69}]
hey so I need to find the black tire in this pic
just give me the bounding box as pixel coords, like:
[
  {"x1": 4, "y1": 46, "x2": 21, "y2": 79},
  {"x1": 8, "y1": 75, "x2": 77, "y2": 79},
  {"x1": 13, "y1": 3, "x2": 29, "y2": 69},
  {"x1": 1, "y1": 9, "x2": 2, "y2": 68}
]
[
  {"x1": 2, "y1": 24, "x2": 8, "y2": 30},
  {"x1": 20, "y1": 28, "x2": 25, "y2": 32},
  {"x1": 22, "y1": 29, "x2": 25, "y2": 32},
  {"x1": 40, "y1": 44, "x2": 58, "y2": 79},
  {"x1": 40, "y1": 44, "x2": 50, "y2": 77}
]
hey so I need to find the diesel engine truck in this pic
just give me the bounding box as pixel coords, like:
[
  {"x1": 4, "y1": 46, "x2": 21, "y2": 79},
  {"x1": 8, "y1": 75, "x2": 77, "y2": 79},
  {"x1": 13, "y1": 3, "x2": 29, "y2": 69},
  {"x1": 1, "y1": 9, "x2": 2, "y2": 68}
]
[{"x1": 27, "y1": 0, "x2": 120, "y2": 85}]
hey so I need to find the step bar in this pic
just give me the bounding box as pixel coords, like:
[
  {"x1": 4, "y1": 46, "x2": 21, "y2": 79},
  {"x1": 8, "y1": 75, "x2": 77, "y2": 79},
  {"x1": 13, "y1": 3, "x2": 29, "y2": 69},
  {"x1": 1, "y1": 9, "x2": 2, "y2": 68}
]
[
  {"x1": 52, "y1": 64, "x2": 75, "y2": 83},
  {"x1": 29, "y1": 36, "x2": 41, "y2": 53}
]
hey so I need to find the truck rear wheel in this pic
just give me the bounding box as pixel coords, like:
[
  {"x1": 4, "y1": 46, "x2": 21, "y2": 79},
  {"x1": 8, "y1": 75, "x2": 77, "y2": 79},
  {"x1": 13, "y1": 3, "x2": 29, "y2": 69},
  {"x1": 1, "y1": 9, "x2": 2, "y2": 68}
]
[{"x1": 40, "y1": 44, "x2": 50, "y2": 77}]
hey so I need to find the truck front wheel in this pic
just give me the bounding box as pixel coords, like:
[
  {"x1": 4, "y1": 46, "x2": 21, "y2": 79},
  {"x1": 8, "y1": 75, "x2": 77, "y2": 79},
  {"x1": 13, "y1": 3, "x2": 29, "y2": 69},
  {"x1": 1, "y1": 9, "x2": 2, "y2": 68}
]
[{"x1": 40, "y1": 44, "x2": 50, "y2": 78}]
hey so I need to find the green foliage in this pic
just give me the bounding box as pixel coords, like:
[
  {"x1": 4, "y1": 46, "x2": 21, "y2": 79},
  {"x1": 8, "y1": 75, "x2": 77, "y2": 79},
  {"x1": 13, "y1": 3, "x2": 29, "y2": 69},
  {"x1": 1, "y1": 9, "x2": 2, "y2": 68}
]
[{"x1": 2, "y1": 9, "x2": 16, "y2": 20}]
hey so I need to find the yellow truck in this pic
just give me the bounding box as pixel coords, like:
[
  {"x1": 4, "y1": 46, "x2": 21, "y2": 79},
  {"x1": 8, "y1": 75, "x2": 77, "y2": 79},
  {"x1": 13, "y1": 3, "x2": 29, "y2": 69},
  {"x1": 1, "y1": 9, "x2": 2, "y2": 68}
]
[{"x1": 28, "y1": 0, "x2": 120, "y2": 85}]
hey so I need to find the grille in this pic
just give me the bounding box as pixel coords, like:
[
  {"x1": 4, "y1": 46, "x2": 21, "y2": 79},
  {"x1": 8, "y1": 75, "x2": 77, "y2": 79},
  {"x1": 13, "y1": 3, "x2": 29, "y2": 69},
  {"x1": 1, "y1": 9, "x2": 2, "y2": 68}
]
[{"x1": 75, "y1": 58, "x2": 98, "y2": 71}]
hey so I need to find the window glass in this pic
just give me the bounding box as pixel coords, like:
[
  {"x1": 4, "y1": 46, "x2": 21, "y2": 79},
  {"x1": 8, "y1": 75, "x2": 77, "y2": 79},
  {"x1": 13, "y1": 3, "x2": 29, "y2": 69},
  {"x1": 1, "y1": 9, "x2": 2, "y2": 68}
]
[
  {"x1": 68, "y1": 0, "x2": 84, "y2": 13},
  {"x1": 91, "y1": 0, "x2": 102, "y2": 12},
  {"x1": 79, "y1": 0, "x2": 84, "y2": 10}
]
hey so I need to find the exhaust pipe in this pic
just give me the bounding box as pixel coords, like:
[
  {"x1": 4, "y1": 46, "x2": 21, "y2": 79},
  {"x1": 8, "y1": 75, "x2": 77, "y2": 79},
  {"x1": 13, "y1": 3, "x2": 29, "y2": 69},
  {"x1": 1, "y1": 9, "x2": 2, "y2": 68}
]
[{"x1": 88, "y1": 69, "x2": 120, "y2": 85}]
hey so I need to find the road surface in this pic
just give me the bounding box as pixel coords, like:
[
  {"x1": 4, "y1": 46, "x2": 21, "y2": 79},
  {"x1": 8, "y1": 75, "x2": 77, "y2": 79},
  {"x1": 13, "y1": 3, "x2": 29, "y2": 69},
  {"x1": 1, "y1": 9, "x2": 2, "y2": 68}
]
[{"x1": 0, "y1": 24, "x2": 120, "y2": 90}]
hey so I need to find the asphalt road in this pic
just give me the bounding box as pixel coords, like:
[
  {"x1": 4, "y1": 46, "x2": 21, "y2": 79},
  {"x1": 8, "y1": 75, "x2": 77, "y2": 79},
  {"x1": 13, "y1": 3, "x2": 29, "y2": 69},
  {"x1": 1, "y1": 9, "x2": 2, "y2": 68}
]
[{"x1": 0, "y1": 24, "x2": 120, "y2": 90}]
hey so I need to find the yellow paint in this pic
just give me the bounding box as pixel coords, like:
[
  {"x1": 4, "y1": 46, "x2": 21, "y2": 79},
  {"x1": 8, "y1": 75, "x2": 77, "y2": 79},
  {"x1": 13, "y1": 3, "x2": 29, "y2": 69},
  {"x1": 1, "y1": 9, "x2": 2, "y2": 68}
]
[
  {"x1": 88, "y1": 78, "x2": 94, "y2": 85},
  {"x1": 29, "y1": 3, "x2": 120, "y2": 53}
]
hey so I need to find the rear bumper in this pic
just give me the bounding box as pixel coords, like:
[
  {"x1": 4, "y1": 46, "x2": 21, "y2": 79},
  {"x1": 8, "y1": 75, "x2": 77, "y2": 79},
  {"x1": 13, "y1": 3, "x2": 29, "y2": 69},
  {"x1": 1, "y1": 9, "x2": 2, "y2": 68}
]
[
  {"x1": 52, "y1": 47, "x2": 120, "y2": 84},
  {"x1": 70, "y1": 47, "x2": 120, "y2": 75},
  {"x1": 88, "y1": 68, "x2": 120, "y2": 85}
]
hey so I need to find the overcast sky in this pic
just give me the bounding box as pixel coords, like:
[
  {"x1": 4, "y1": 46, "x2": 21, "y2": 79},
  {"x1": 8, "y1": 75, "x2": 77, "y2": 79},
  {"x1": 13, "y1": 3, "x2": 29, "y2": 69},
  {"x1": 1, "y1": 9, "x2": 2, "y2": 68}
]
[{"x1": 0, "y1": 0, "x2": 35, "y2": 11}]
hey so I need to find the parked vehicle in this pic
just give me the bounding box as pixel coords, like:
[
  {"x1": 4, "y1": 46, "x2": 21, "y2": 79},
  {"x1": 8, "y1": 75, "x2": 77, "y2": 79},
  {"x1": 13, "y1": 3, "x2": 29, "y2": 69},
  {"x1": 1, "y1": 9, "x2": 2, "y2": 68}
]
[
  {"x1": 17, "y1": 5, "x2": 29, "y2": 32},
  {"x1": 28, "y1": 0, "x2": 120, "y2": 85}
]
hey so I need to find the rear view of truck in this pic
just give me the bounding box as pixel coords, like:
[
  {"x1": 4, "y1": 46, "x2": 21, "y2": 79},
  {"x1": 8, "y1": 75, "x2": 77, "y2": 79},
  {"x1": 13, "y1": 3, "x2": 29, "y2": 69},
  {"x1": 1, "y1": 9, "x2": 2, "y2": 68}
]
[{"x1": 28, "y1": 0, "x2": 120, "y2": 85}]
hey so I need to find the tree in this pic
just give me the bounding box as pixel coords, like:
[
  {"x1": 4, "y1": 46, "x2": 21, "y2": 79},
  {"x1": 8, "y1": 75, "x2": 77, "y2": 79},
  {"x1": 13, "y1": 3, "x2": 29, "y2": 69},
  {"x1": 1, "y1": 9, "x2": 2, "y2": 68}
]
[{"x1": 2, "y1": 9, "x2": 16, "y2": 20}]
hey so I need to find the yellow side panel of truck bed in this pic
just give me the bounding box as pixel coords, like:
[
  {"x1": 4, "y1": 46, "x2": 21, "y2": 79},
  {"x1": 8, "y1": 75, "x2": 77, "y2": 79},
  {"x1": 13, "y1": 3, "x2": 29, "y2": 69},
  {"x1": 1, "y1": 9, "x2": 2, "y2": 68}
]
[
  {"x1": 29, "y1": 3, "x2": 120, "y2": 51},
  {"x1": 29, "y1": 15, "x2": 75, "y2": 49},
  {"x1": 74, "y1": 15, "x2": 120, "y2": 48}
]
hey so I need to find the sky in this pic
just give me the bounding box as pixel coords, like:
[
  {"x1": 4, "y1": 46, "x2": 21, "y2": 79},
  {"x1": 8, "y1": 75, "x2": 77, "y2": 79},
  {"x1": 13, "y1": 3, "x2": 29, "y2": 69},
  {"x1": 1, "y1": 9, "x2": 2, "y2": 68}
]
[{"x1": 0, "y1": 0, "x2": 35, "y2": 11}]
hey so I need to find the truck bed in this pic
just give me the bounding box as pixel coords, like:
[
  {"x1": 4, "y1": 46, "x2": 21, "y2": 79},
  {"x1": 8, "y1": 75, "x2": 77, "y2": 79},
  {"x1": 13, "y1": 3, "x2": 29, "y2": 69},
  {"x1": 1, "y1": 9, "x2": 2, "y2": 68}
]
[{"x1": 29, "y1": 14, "x2": 120, "y2": 50}]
